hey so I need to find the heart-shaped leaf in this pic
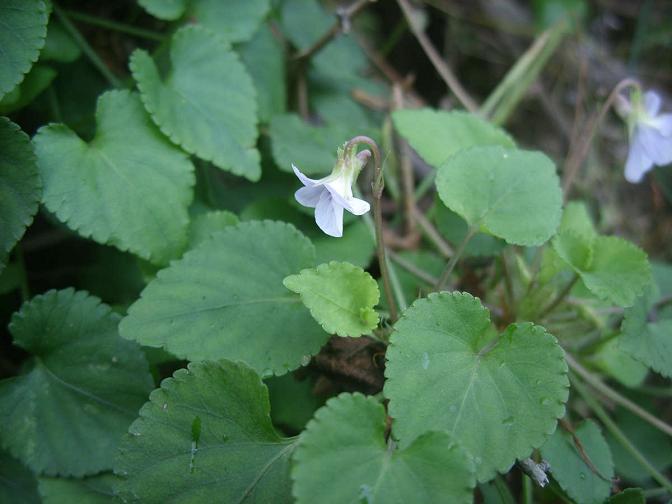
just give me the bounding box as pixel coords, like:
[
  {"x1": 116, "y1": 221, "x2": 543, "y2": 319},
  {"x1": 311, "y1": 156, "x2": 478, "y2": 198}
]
[
  {"x1": 284, "y1": 261, "x2": 379, "y2": 337},
  {"x1": 0, "y1": 117, "x2": 41, "y2": 271},
  {"x1": 120, "y1": 221, "x2": 329, "y2": 376},
  {"x1": 540, "y1": 420, "x2": 614, "y2": 504},
  {"x1": 0, "y1": 0, "x2": 48, "y2": 99},
  {"x1": 292, "y1": 393, "x2": 475, "y2": 504},
  {"x1": 384, "y1": 292, "x2": 569, "y2": 481},
  {"x1": 436, "y1": 146, "x2": 562, "y2": 246},
  {"x1": 131, "y1": 25, "x2": 260, "y2": 180},
  {"x1": 114, "y1": 361, "x2": 295, "y2": 503},
  {"x1": 0, "y1": 289, "x2": 153, "y2": 476},
  {"x1": 393, "y1": 109, "x2": 514, "y2": 167},
  {"x1": 33, "y1": 90, "x2": 195, "y2": 265}
]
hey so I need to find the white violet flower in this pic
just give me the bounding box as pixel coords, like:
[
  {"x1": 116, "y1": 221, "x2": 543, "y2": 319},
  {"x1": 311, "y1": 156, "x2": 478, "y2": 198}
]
[
  {"x1": 617, "y1": 89, "x2": 672, "y2": 183},
  {"x1": 292, "y1": 147, "x2": 371, "y2": 237}
]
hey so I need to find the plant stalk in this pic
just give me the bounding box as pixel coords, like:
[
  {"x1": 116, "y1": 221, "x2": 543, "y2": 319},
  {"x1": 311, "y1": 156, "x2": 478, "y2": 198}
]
[{"x1": 436, "y1": 227, "x2": 476, "y2": 290}]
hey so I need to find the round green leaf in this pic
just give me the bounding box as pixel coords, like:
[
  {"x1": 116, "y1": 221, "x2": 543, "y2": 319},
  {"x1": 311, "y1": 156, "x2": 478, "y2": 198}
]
[
  {"x1": 436, "y1": 146, "x2": 562, "y2": 246},
  {"x1": 131, "y1": 25, "x2": 260, "y2": 181},
  {"x1": 0, "y1": 289, "x2": 153, "y2": 476},
  {"x1": 0, "y1": 0, "x2": 48, "y2": 99},
  {"x1": 0, "y1": 117, "x2": 41, "y2": 268},
  {"x1": 540, "y1": 420, "x2": 614, "y2": 504},
  {"x1": 187, "y1": 209, "x2": 239, "y2": 249},
  {"x1": 292, "y1": 393, "x2": 475, "y2": 504},
  {"x1": 138, "y1": 0, "x2": 188, "y2": 20},
  {"x1": 120, "y1": 221, "x2": 329, "y2": 375},
  {"x1": 114, "y1": 361, "x2": 295, "y2": 503},
  {"x1": 39, "y1": 473, "x2": 117, "y2": 503},
  {"x1": 392, "y1": 108, "x2": 514, "y2": 167},
  {"x1": 283, "y1": 261, "x2": 379, "y2": 337},
  {"x1": 33, "y1": 90, "x2": 195, "y2": 265},
  {"x1": 384, "y1": 292, "x2": 569, "y2": 481}
]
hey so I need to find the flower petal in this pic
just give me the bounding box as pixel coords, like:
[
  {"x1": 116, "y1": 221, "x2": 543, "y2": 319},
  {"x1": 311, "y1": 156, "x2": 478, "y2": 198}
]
[
  {"x1": 295, "y1": 185, "x2": 324, "y2": 208},
  {"x1": 314, "y1": 191, "x2": 344, "y2": 237},
  {"x1": 625, "y1": 135, "x2": 654, "y2": 183},
  {"x1": 638, "y1": 124, "x2": 672, "y2": 166},
  {"x1": 652, "y1": 113, "x2": 672, "y2": 137},
  {"x1": 644, "y1": 91, "x2": 662, "y2": 117},
  {"x1": 292, "y1": 163, "x2": 319, "y2": 187},
  {"x1": 324, "y1": 185, "x2": 370, "y2": 216}
]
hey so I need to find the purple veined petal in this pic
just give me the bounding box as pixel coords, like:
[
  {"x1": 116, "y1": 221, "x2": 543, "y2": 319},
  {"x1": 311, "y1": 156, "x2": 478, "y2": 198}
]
[
  {"x1": 295, "y1": 185, "x2": 324, "y2": 208},
  {"x1": 292, "y1": 164, "x2": 319, "y2": 187},
  {"x1": 637, "y1": 124, "x2": 672, "y2": 166},
  {"x1": 652, "y1": 113, "x2": 672, "y2": 137},
  {"x1": 324, "y1": 185, "x2": 371, "y2": 216},
  {"x1": 644, "y1": 90, "x2": 662, "y2": 117},
  {"x1": 314, "y1": 191, "x2": 344, "y2": 237},
  {"x1": 625, "y1": 134, "x2": 654, "y2": 183}
]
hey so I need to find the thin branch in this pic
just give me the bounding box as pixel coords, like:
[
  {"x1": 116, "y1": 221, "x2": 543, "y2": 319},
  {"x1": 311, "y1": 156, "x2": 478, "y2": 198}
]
[
  {"x1": 566, "y1": 353, "x2": 672, "y2": 438},
  {"x1": 388, "y1": 250, "x2": 438, "y2": 285},
  {"x1": 396, "y1": 0, "x2": 478, "y2": 112},
  {"x1": 392, "y1": 85, "x2": 417, "y2": 236},
  {"x1": 435, "y1": 226, "x2": 476, "y2": 290},
  {"x1": 537, "y1": 274, "x2": 579, "y2": 319},
  {"x1": 63, "y1": 10, "x2": 166, "y2": 41},
  {"x1": 412, "y1": 207, "x2": 454, "y2": 257}
]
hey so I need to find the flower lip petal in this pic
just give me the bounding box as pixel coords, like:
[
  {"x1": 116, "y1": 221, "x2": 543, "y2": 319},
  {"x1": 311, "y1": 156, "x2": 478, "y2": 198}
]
[
  {"x1": 637, "y1": 124, "x2": 672, "y2": 166},
  {"x1": 314, "y1": 191, "x2": 344, "y2": 237},
  {"x1": 652, "y1": 113, "x2": 672, "y2": 137},
  {"x1": 292, "y1": 163, "x2": 320, "y2": 187},
  {"x1": 295, "y1": 185, "x2": 324, "y2": 208},
  {"x1": 625, "y1": 133, "x2": 654, "y2": 183},
  {"x1": 324, "y1": 185, "x2": 371, "y2": 216},
  {"x1": 644, "y1": 91, "x2": 662, "y2": 117}
]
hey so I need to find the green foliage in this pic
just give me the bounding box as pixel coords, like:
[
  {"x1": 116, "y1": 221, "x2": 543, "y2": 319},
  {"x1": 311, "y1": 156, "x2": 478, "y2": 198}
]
[
  {"x1": 120, "y1": 221, "x2": 329, "y2": 375},
  {"x1": 392, "y1": 109, "x2": 515, "y2": 167},
  {"x1": 0, "y1": 64, "x2": 57, "y2": 115},
  {"x1": 540, "y1": 420, "x2": 614, "y2": 504},
  {"x1": 0, "y1": 0, "x2": 48, "y2": 99},
  {"x1": 436, "y1": 146, "x2": 563, "y2": 246},
  {"x1": 0, "y1": 117, "x2": 41, "y2": 271},
  {"x1": 385, "y1": 292, "x2": 569, "y2": 481},
  {"x1": 284, "y1": 261, "x2": 379, "y2": 337},
  {"x1": 607, "y1": 488, "x2": 645, "y2": 504},
  {"x1": 292, "y1": 393, "x2": 475, "y2": 504},
  {"x1": 187, "y1": 210, "x2": 239, "y2": 249},
  {"x1": 39, "y1": 473, "x2": 117, "y2": 503},
  {"x1": 115, "y1": 360, "x2": 295, "y2": 503},
  {"x1": 34, "y1": 90, "x2": 194, "y2": 265},
  {"x1": 433, "y1": 202, "x2": 505, "y2": 257},
  {"x1": 131, "y1": 25, "x2": 261, "y2": 180},
  {"x1": 0, "y1": 449, "x2": 40, "y2": 504},
  {"x1": 0, "y1": 289, "x2": 153, "y2": 476}
]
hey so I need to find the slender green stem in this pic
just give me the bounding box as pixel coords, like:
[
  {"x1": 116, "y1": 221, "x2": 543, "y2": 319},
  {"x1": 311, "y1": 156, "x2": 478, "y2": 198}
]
[
  {"x1": 435, "y1": 227, "x2": 476, "y2": 291},
  {"x1": 388, "y1": 250, "x2": 438, "y2": 286},
  {"x1": 54, "y1": 5, "x2": 123, "y2": 88},
  {"x1": 412, "y1": 207, "x2": 453, "y2": 258},
  {"x1": 566, "y1": 353, "x2": 672, "y2": 438},
  {"x1": 413, "y1": 167, "x2": 436, "y2": 200},
  {"x1": 522, "y1": 475, "x2": 533, "y2": 504},
  {"x1": 63, "y1": 10, "x2": 166, "y2": 41},
  {"x1": 570, "y1": 374, "x2": 672, "y2": 495},
  {"x1": 346, "y1": 136, "x2": 398, "y2": 321},
  {"x1": 15, "y1": 244, "x2": 30, "y2": 302},
  {"x1": 537, "y1": 274, "x2": 579, "y2": 319}
]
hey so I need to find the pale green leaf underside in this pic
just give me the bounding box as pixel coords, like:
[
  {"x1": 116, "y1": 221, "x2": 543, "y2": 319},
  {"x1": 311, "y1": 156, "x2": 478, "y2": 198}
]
[
  {"x1": 120, "y1": 221, "x2": 329, "y2": 375},
  {"x1": 0, "y1": 117, "x2": 41, "y2": 267},
  {"x1": 39, "y1": 473, "x2": 117, "y2": 503},
  {"x1": 620, "y1": 288, "x2": 672, "y2": 377},
  {"x1": 436, "y1": 146, "x2": 563, "y2": 246},
  {"x1": 392, "y1": 108, "x2": 515, "y2": 167},
  {"x1": 114, "y1": 361, "x2": 294, "y2": 503},
  {"x1": 540, "y1": 420, "x2": 614, "y2": 504},
  {"x1": 384, "y1": 292, "x2": 569, "y2": 481},
  {"x1": 0, "y1": 289, "x2": 153, "y2": 476},
  {"x1": 131, "y1": 25, "x2": 260, "y2": 180},
  {"x1": 292, "y1": 393, "x2": 475, "y2": 504},
  {"x1": 0, "y1": 0, "x2": 48, "y2": 99},
  {"x1": 33, "y1": 90, "x2": 195, "y2": 265},
  {"x1": 283, "y1": 261, "x2": 379, "y2": 337}
]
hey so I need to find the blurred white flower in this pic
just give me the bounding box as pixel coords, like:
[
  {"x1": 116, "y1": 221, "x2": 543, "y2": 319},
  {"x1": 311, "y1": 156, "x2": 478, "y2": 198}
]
[
  {"x1": 618, "y1": 90, "x2": 672, "y2": 183},
  {"x1": 292, "y1": 148, "x2": 371, "y2": 237}
]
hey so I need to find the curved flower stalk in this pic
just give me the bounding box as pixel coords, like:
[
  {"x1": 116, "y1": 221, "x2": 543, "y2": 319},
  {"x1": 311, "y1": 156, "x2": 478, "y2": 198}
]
[
  {"x1": 292, "y1": 147, "x2": 371, "y2": 237},
  {"x1": 617, "y1": 89, "x2": 672, "y2": 183}
]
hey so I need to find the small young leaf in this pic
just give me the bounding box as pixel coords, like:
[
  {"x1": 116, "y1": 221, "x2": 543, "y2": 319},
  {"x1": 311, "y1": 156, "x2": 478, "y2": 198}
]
[
  {"x1": 120, "y1": 221, "x2": 329, "y2": 375},
  {"x1": 114, "y1": 361, "x2": 295, "y2": 503},
  {"x1": 284, "y1": 261, "x2": 379, "y2": 337},
  {"x1": 590, "y1": 338, "x2": 648, "y2": 388},
  {"x1": 0, "y1": 0, "x2": 48, "y2": 99},
  {"x1": 0, "y1": 117, "x2": 41, "y2": 271},
  {"x1": 291, "y1": 393, "x2": 475, "y2": 504},
  {"x1": 0, "y1": 289, "x2": 154, "y2": 476},
  {"x1": 131, "y1": 25, "x2": 260, "y2": 180},
  {"x1": 436, "y1": 146, "x2": 563, "y2": 246},
  {"x1": 384, "y1": 292, "x2": 569, "y2": 481},
  {"x1": 393, "y1": 108, "x2": 514, "y2": 167},
  {"x1": 607, "y1": 488, "x2": 645, "y2": 504},
  {"x1": 540, "y1": 420, "x2": 614, "y2": 504},
  {"x1": 39, "y1": 473, "x2": 118, "y2": 503},
  {"x1": 33, "y1": 90, "x2": 195, "y2": 265}
]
